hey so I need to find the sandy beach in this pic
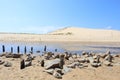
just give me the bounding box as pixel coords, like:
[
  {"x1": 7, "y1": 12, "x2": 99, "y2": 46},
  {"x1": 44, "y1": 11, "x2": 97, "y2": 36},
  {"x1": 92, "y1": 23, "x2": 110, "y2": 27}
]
[{"x1": 0, "y1": 27, "x2": 120, "y2": 80}]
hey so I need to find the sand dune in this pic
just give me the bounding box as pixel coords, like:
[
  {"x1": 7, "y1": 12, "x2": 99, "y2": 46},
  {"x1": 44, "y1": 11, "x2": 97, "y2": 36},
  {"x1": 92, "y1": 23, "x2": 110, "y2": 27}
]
[{"x1": 0, "y1": 27, "x2": 120, "y2": 42}]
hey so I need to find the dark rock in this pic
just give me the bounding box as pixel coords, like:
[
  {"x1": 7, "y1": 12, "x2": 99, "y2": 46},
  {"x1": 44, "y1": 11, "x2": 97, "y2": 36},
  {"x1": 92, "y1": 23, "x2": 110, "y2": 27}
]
[
  {"x1": 59, "y1": 55, "x2": 65, "y2": 69},
  {"x1": 20, "y1": 59, "x2": 25, "y2": 69},
  {"x1": 13, "y1": 54, "x2": 21, "y2": 58},
  {"x1": 41, "y1": 60, "x2": 44, "y2": 67}
]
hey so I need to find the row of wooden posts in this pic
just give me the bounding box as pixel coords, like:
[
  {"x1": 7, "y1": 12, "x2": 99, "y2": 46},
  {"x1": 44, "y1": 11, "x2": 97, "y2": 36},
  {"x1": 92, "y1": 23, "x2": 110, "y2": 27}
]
[{"x1": 2, "y1": 45, "x2": 47, "y2": 54}]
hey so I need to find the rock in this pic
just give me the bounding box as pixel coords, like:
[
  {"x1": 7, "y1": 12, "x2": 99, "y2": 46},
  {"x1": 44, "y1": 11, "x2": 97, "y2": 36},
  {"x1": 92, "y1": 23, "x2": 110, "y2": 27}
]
[
  {"x1": 13, "y1": 54, "x2": 21, "y2": 58},
  {"x1": 41, "y1": 60, "x2": 44, "y2": 67},
  {"x1": 103, "y1": 61, "x2": 112, "y2": 66},
  {"x1": 62, "y1": 66, "x2": 71, "y2": 74},
  {"x1": 88, "y1": 57, "x2": 94, "y2": 63},
  {"x1": 59, "y1": 55, "x2": 65, "y2": 69},
  {"x1": 55, "y1": 68, "x2": 63, "y2": 75},
  {"x1": 25, "y1": 61, "x2": 32, "y2": 67},
  {"x1": 93, "y1": 55, "x2": 97, "y2": 59},
  {"x1": 53, "y1": 70, "x2": 62, "y2": 79},
  {"x1": 78, "y1": 58, "x2": 86, "y2": 63},
  {"x1": 72, "y1": 54, "x2": 77, "y2": 59},
  {"x1": 114, "y1": 54, "x2": 119, "y2": 57},
  {"x1": 43, "y1": 69, "x2": 54, "y2": 74},
  {"x1": 20, "y1": 59, "x2": 25, "y2": 69},
  {"x1": 44, "y1": 59, "x2": 60, "y2": 69},
  {"x1": 67, "y1": 62, "x2": 80, "y2": 68},
  {"x1": 0, "y1": 60, "x2": 4, "y2": 65},
  {"x1": 5, "y1": 54, "x2": 13, "y2": 58},
  {"x1": 104, "y1": 54, "x2": 113, "y2": 62},
  {"x1": 79, "y1": 64, "x2": 88, "y2": 68},
  {"x1": 4, "y1": 61, "x2": 12, "y2": 67},
  {"x1": 91, "y1": 63, "x2": 101, "y2": 67}
]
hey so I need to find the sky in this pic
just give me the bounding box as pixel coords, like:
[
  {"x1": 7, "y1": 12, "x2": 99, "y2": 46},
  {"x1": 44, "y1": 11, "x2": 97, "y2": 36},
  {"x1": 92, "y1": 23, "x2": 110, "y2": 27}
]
[{"x1": 0, "y1": 0, "x2": 120, "y2": 34}]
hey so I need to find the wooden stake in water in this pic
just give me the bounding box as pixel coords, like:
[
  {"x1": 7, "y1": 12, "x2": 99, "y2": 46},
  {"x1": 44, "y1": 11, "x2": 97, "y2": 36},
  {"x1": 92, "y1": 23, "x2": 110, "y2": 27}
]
[
  {"x1": 11, "y1": 47, "x2": 13, "y2": 53},
  {"x1": 2, "y1": 45, "x2": 5, "y2": 53},
  {"x1": 24, "y1": 46, "x2": 27, "y2": 54},
  {"x1": 17, "y1": 46, "x2": 20, "y2": 54},
  {"x1": 44, "y1": 45, "x2": 47, "y2": 52},
  {"x1": 31, "y1": 47, "x2": 33, "y2": 54}
]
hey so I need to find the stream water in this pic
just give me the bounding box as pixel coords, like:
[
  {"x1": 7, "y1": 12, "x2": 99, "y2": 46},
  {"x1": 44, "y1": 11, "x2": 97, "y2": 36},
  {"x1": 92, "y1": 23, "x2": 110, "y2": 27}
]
[{"x1": 0, "y1": 42, "x2": 120, "y2": 54}]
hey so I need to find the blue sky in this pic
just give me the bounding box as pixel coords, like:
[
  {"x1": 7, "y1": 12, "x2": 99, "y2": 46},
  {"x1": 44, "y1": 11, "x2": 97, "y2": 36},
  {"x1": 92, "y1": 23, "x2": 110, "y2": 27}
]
[{"x1": 0, "y1": 0, "x2": 120, "y2": 34}]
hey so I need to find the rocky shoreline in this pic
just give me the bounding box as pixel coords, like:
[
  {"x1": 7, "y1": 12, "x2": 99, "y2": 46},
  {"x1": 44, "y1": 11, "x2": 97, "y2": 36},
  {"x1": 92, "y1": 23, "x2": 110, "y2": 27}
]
[{"x1": 0, "y1": 51, "x2": 120, "y2": 80}]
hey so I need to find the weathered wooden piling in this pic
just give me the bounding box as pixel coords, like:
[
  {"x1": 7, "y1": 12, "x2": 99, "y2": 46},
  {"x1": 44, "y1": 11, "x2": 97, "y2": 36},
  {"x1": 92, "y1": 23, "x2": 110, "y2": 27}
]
[
  {"x1": 55, "y1": 49, "x2": 57, "y2": 52},
  {"x1": 17, "y1": 46, "x2": 20, "y2": 54},
  {"x1": 44, "y1": 45, "x2": 47, "y2": 52},
  {"x1": 24, "y1": 46, "x2": 27, "y2": 54},
  {"x1": 11, "y1": 47, "x2": 13, "y2": 53},
  {"x1": 31, "y1": 47, "x2": 33, "y2": 54},
  {"x1": 2, "y1": 45, "x2": 5, "y2": 53}
]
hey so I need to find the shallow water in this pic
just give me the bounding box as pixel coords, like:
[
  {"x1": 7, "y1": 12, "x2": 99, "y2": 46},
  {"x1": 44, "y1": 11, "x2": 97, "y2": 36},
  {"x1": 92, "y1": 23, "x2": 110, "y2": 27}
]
[
  {"x1": 0, "y1": 42, "x2": 120, "y2": 54},
  {"x1": 0, "y1": 42, "x2": 65, "y2": 55}
]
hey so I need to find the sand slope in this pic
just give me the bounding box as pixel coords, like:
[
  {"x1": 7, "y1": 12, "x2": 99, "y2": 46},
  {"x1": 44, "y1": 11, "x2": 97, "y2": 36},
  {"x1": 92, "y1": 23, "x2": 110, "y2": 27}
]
[{"x1": 0, "y1": 27, "x2": 120, "y2": 42}]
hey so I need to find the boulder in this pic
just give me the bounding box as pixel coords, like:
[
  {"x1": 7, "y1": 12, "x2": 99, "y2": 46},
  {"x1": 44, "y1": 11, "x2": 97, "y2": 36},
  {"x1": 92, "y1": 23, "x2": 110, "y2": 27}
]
[{"x1": 44, "y1": 59, "x2": 60, "y2": 69}]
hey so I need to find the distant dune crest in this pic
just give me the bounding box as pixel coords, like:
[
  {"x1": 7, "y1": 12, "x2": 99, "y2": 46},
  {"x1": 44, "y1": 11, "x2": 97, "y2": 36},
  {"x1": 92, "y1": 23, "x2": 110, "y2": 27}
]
[{"x1": 0, "y1": 27, "x2": 120, "y2": 42}]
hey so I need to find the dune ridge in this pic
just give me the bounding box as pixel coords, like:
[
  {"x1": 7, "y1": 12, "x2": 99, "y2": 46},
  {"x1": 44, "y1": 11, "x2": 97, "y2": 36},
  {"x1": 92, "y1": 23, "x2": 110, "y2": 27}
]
[{"x1": 0, "y1": 27, "x2": 120, "y2": 42}]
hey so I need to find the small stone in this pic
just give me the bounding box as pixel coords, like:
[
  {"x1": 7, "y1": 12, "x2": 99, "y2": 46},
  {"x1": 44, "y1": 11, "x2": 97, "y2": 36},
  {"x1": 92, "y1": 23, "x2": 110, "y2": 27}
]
[
  {"x1": 62, "y1": 66, "x2": 71, "y2": 74},
  {"x1": 53, "y1": 70, "x2": 62, "y2": 79},
  {"x1": 0, "y1": 60, "x2": 4, "y2": 65},
  {"x1": 103, "y1": 61, "x2": 112, "y2": 66},
  {"x1": 4, "y1": 61, "x2": 12, "y2": 67},
  {"x1": 25, "y1": 61, "x2": 32, "y2": 67},
  {"x1": 67, "y1": 62, "x2": 80, "y2": 68},
  {"x1": 43, "y1": 69, "x2": 54, "y2": 74}
]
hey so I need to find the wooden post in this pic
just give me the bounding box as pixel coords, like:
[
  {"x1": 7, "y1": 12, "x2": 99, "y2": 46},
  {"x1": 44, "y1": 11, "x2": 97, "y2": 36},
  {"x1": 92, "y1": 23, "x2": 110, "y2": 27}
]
[
  {"x1": 17, "y1": 46, "x2": 20, "y2": 54},
  {"x1": 55, "y1": 49, "x2": 57, "y2": 52},
  {"x1": 31, "y1": 47, "x2": 33, "y2": 54},
  {"x1": 44, "y1": 45, "x2": 47, "y2": 52},
  {"x1": 2, "y1": 45, "x2": 5, "y2": 53},
  {"x1": 11, "y1": 47, "x2": 13, "y2": 53},
  {"x1": 24, "y1": 46, "x2": 27, "y2": 54}
]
